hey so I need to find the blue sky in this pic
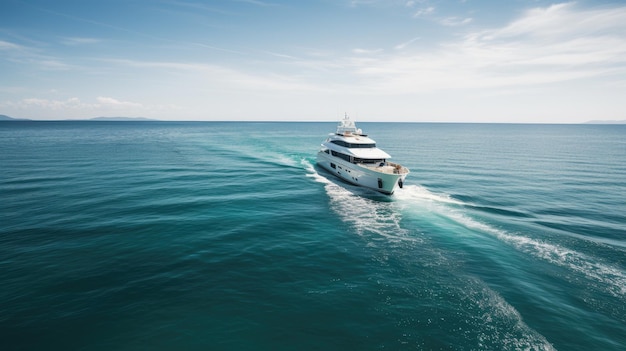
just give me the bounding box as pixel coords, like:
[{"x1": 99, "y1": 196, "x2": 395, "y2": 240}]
[{"x1": 1, "y1": 0, "x2": 626, "y2": 122}]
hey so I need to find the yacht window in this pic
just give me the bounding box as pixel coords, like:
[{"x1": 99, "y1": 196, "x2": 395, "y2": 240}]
[
  {"x1": 331, "y1": 150, "x2": 352, "y2": 162},
  {"x1": 330, "y1": 140, "x2": 376, "y2": 148},
  {"x1": 352, "y1": 143, "x2": 376, "y2": 148},
  {"x1": 331, "y1": 140, "x2": 349, "y2": 147}
]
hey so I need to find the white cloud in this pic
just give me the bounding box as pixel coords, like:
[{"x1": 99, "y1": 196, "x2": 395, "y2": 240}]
[
  {"x1": 349, "y1": 0, "x2": 376, "y2": 7},
  {"x1": 481, "y1": 2, "x2": 626, "y2": 40},
  {"x1": 96, "y1": 96, "x2": 143, "y2": 108},
  {"x1": 0, "y1": 97, "x2": 159, "y2": 118},
  {"x1": 340, "y1": 2, "x2": 626, "y2": 94},
  {"x1": 439, "y1": 16, "x2": 472, "y2": 26},
  {"x1": 394, "y1": 36, "x2": 420, "y2": 50},
  {"x1": 265, "y1": 51, "x2": 297, "y2": 60},
  {"x1": 7, "y1": 97, "x2": 106, "y2": 110},
  {"x1": 103, "y1": 58, "x2": 330, "y2": 93},
  {"x1": 0, "y1": 40, "x2": 22, "y2": 50},
  {"x1": 140, "y1": 2, "x2": 625, "y2": 101},
  {"x1": 0, "y1": 40, "x2": 74, "y2": 71},
  {"x1": 353, "y1": 48, "x2": 384, "y2": 55},
  {"x1": 413, "y1": 6, "x2": 434, "y2": 18},
  {"x1": 234, "y1": 0, "x2": 277, "y2": 7},
  {"x1": 62, "y1": 37, "x2": 101, "y2": 45},
  {"x1": 461, "y1": 3, "x2": 626, "y2": 69},
  {"x1": 37, "y1": 59, "x2": 73, "y2": 71},
  {"x1": 17, "y1": 98, "x2": 77, "y2": 109}
]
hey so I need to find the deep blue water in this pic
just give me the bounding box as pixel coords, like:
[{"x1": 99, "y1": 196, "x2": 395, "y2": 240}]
[{"x1": 1, "y1": 121, "x2": 625, "y2": 350}]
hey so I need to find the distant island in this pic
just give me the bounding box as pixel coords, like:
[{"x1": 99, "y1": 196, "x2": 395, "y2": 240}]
[
  {"x1": 88, "y1": 117, "x2": 156, "y2": 121},
  {"x1": 2, "y1": 113, "x2": 626, "y2": 124},
  {"x1": 0, "y1": 114, "x2": 156, "y2": 121},
  {"x1": 0, "y1": 114, "x2": 29, "y2": 121}
]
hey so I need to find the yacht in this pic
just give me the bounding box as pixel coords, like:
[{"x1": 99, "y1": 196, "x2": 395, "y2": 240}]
[{"x1": 317, "y1": 114, "x2": 409, "y2": 195}]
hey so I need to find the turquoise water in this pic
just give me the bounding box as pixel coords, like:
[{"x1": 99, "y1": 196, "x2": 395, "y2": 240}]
[{"x1": 1, "y1": 121, "x2": 625, "y2": 350}]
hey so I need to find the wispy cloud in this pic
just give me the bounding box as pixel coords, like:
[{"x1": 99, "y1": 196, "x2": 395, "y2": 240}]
[
  {"x1": 349, "y1": 0, "x2": 377, "y2": 8},
  {"x1": 96, "y1": 96, "x2": 143, "y2": 108},
  {"x1": 0, "y1": 40, "x2": 23, "y2": 51},
  {"x1": 2, "y1": 96, "x2": 143, "y2": 111},
  {"x1": 394, "y1": 36, "x2": 420, "y2": 50},
  {"x1": 232, "y1": 0, "x2": 278, "y2": 7},
  {"x1": 18, "y1": 97, "x2": 82, "y2": 109},
  {"x1": 353, "y1": 48, "x2": 384, "y2": 55},
  {"x1": 481, "y1": 2, "x2": 626, "y2": 40},
  {"x1": 188, "y1": 42, "x2": 245, "y2": 55},
  {"x1": 265, "y1": 51, "x2": 298, "y2": 60},
  {"x1": 0, "y1": 96, "x2": 181, "y2": 119},
  {"x1": 413, "y1": 6, "x2": 435, "y2": 18},
  {"x1": 161, "y1": 1, "x2": 237, "y2": 15},
  {"x1": 341, "y1": 2, "x2": 626, "y2": 94},
  {"x1": 61, "y1": 37, "x2": 101, "y2": 45},
  {"x1": 29, "y1": 3, "x2": 178, "y2": 44},
  {"x1": 0, "y1": 40, "x2": 74, "y2": 71},
  {"x1": 439, "y1": 16, "x2": 472, "y2": 26},
  {"x1": 102, "y1": 58, "x2": 328, "y2": 93},
  {"x1": 465, "y1": 3, "x2": 626, "y2": 67},
  {"x1": 97, "y1": 2, "x2": 626, "y2": 97},
  {"x1": 36, "y1": 59, "x2": 73, "y2": 71}
]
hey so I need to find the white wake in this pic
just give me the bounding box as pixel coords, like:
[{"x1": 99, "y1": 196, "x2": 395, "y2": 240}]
[
  {"x1": 396, "y1": 184, "x2": 626, "y2": 299},
  {"x1": 304, "y1": 159, "x2": 414, "y2": 243},
  {"x1": 305, "y1": 165, "x2": 557, "y2": 349}
]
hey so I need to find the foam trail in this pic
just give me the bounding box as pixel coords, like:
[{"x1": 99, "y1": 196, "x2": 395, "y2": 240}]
[
  {"x1": 395, "y1": 184, "x2": 464, "y2": 205},
  {"x1": 462, "y1": 280, "x2": 556, "y2": 351},
  {"x1": 454, "y1": 211, "x2": 626, "y2": 298},
  {"x1": 396, "y1": 184, "x2": 626, "y2": 299},
  {"x1": 305, "y1": 162, "x2": 564, "y2": 348},
  {"x1": 303, "y1": 159, "x2": 415, "y2": 242},
  {"x1": 305, "y1": 164, "x2": 555, "y2": 349}
]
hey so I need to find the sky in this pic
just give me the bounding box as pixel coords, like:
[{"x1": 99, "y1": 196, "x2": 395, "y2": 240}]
[{"x1": 1, "y1": 0, "x2": 626, "y2": 122}]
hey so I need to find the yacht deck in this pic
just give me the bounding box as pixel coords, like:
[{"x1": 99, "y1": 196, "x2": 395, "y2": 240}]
[{"x1": 357, "y1": 162, "x2": 409, "y2": 175}]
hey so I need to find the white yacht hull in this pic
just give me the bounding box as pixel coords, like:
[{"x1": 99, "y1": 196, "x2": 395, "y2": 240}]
[{"x1": 316, "y1": 151, "x2": 408, "y2": 195}]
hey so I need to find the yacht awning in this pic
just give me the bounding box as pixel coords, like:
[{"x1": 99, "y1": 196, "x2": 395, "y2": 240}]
[{"x1": 345, "y1": 147, "x2": 391, "y2": 159}]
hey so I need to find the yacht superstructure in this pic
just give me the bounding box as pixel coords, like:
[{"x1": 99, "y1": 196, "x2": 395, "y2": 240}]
[{"x1": 316, "y1": 115, "x2": 409, "y2": 194}]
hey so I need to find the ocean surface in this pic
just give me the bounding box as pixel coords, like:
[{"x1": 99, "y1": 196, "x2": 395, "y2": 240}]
[{"x1": 1, "y1": 121, "x2": 625, "y2": 350}]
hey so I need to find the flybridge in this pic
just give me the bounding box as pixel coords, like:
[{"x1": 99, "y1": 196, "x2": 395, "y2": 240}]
[{"x1": 336, "y1": 113, "x2": 367, "y2": 136}]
